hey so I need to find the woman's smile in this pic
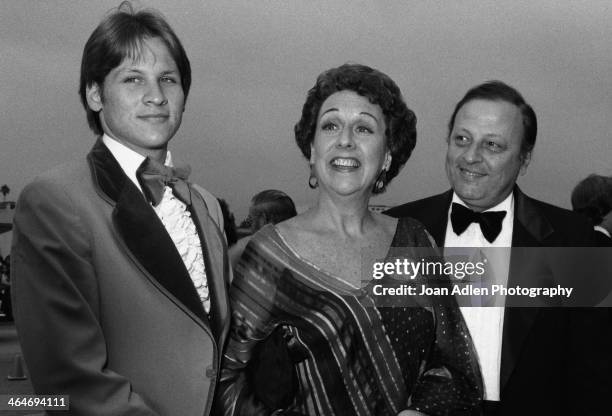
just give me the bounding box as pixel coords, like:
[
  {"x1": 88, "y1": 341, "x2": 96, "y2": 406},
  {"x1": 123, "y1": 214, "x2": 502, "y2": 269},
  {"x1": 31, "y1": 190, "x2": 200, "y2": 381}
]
[{"x1": 330, "y1": 157, "x2": 361, "y2": 171}]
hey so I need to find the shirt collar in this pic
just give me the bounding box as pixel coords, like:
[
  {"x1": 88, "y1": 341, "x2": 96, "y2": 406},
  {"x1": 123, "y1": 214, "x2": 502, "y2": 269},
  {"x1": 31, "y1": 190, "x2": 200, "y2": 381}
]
[
  {"x1": 451, "y1": 191, "x2": 514, "y2": 214},
  {"x1": 101, "y1": 134, "x2": 173, "y2": 194}
]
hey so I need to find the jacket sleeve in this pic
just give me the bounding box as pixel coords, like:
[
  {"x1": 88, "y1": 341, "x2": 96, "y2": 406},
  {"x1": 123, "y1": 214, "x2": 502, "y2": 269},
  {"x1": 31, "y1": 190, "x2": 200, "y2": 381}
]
[
  {"x1": 191, "y1": 183, "x2": 225, "y2": 235},
  {"x1": 215, "y1": 240, "x2": 288, "y2": 416},
  {"x1": 397, "y1": 219, "x2": 483, "y2": 415},
  {"x1": 408, "y1": 301, "x2": 484, "y2": 415},
  {"x1": 11, "y1": 178, "x2": 159, "y2": 416}
]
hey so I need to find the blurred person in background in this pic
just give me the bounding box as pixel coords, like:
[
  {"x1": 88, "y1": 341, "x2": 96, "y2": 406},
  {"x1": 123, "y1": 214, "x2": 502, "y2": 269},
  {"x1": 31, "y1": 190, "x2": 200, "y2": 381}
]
[
  {"x1": 229, "y1": 189, "x2": 297, "y2": 268},
  {"x1": 571, "y1": 173, "x2": 612, "y2": 246},
  {"x1": 0, "y1": 255, "x2": 11, "y2": 321}
]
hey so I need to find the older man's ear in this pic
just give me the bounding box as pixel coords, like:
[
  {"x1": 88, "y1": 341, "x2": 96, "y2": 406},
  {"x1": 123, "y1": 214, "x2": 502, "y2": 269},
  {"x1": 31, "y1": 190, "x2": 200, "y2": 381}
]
[{"x1": 519, "y1": 151, "x2": 532, "y2": 176}]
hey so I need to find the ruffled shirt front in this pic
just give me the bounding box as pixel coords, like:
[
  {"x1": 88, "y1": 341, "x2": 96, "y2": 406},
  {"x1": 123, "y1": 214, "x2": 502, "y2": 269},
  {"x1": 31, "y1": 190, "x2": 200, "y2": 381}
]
[
  {"x1": 102, "y1": 134, "x2": 209, "y2": 313},
  {"x1": 154, "y1": 187, "x2": 209, "y2": 312}
]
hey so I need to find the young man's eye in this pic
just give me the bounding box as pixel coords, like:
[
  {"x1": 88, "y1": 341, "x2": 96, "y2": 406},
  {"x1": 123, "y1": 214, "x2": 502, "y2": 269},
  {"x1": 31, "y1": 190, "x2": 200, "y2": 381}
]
[
  {"x1": 454, "y1": 135, "x2": 469, "y2": 145},
  {"x1": 161, "y1": 76, "x2": 177, "y2": 84}
]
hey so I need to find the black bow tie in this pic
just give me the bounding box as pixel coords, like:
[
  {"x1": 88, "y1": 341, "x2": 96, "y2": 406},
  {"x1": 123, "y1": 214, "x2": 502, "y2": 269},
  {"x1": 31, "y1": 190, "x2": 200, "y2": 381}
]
[
  {"x1": 136, "y1": 157, "x2": 192, "y2": 207},
  {"x1": 450, "y1": 202, "x2": 506, "y2": 243}
]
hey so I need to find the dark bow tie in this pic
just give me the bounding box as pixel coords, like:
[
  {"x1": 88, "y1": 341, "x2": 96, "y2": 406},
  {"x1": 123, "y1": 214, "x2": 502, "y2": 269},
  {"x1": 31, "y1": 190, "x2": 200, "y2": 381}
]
[
  {"x1": 136, "y1": 157, "x2": 192, "y2": 207},
  {"x1": 450, "y1": 202, "x2": 506, "y2": 243}
]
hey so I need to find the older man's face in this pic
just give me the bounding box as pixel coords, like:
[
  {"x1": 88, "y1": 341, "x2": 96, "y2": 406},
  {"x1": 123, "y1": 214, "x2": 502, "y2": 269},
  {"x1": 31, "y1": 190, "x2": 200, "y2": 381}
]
[{"x1": 445, "y1": 99, "x2": 530, "y2": 212}]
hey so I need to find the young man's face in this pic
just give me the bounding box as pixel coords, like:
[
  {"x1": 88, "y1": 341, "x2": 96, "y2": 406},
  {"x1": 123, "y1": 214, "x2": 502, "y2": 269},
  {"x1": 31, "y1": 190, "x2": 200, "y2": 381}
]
[{"x1": 87, "y1": 37, "x2": 185, "y2": 160}]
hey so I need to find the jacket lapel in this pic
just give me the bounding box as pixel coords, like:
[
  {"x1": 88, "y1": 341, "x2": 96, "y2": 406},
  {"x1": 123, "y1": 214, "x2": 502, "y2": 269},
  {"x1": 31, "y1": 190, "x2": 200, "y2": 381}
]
[
  {"x1": 511, "y1": 187, "x2": 553, "y2": 246},
  {"x1": 500, "y1": 187, "x2": 549, "y2": 392},
  {"x1": 189, "y1": 189, "x2": 230, "y2": 343},
  {"x1": 417, "y1": 190, "x2": 453, "y2": 246},
  {"x1": 87, "y1": 139, "x2": 209, "y2": 324}
]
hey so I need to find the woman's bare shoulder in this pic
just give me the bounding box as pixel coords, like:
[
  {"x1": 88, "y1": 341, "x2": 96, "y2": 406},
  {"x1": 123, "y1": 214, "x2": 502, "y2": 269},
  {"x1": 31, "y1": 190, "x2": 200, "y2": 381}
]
[
  {"x1": 372, "y1": 212, "x2": 399, "y2": 237},
  {"x1": 275, "y1": 213, "x2": 316, "y2": 239}
]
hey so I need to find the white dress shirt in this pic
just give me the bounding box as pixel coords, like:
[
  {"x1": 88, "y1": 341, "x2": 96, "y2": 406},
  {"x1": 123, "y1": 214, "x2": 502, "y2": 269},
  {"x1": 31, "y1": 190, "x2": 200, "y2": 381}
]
[
  {"x1": 102, "y1": 134, "x2": 147, "y2": 193},
  {"x1": 444, "y1": 192, "x2": 514, "y2": 401},
  {"x1": 102, "y1": 135, "x2": 210, "y2": 312}
]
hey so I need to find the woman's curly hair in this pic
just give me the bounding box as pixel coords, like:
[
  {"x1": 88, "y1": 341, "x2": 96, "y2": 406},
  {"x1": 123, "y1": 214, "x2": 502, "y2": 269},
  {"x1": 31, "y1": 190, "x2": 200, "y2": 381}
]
[{"x1": 294, "y1": 63, "x2": 417, "y2": 193}]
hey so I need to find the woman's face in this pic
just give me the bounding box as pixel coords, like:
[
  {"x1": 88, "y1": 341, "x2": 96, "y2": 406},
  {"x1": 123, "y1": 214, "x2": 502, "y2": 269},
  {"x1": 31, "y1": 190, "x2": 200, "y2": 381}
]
[{"x1": 310, "y1": 90, "x2": 390, "y2": 198}]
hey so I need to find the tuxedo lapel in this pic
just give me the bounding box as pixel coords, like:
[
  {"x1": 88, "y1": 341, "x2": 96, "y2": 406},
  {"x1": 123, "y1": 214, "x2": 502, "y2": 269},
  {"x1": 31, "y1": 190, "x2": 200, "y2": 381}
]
[
  {"x1": 500, "y1": 187, "x2": 548, "y2": 393},
  {"x1": 384, "y1": 190, "x2": 452, "y2": 246},
  {"x1": 510, "y1": 220, "x2": 537, "y2": 247},
  {"x1": 87, "y1": 140, "x2": 209, "y2": 324},
  {"x1": 189, "y1": 189, "x2": 230, "y2": 343},
  {"x1": 415, "y1": 191, "x2": 453, "y2": 246},
  {"x1": 512, "y1": 187, "x2": 553, "y2": 245},
  {"x1": 499, "y1": 306, "x2": 539, "y2": 391}
]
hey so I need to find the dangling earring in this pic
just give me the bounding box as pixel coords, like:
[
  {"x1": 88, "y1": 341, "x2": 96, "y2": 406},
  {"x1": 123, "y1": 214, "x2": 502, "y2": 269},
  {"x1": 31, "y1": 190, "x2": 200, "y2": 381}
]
[
  {"x1": 308, "y1": 165, "x2": 318, "y2": 189},
  {"x1": 374, "y1": 169, "x2": 387, "y2": 192}
]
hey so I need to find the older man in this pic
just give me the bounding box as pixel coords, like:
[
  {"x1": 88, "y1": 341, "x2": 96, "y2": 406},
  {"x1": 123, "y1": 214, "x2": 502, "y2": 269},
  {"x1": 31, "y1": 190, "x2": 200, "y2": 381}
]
[
  {"x1": 387, "y1": 81, "x2": 611, "y2": 415},
  {"x1": 11, "y1": 5, "x2": 229, "y2": 415}
]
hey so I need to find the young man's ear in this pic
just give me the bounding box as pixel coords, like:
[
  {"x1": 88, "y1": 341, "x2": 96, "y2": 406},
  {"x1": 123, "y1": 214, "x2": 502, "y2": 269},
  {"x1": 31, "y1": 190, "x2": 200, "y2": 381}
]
[{"x1": 86, "y1": 83, "x2": 103, "y2": 112}]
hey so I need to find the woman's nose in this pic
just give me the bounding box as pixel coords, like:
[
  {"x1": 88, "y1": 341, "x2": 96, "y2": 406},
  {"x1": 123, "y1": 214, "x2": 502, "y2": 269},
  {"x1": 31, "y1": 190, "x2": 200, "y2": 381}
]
[{"x1": 336, "y1": 128, "x2": 355, "y2": 148}]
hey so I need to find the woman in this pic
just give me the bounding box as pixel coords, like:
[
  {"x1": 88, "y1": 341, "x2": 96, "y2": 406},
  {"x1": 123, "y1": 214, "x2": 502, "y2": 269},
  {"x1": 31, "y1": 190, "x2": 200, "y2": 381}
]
[{"x1": 218, "y1": 64, "x2": 482, "y2": 415}]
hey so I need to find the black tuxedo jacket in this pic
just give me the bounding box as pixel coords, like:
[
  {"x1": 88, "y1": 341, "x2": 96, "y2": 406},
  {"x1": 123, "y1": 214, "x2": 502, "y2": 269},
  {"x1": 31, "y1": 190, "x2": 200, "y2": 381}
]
[
  {"x1": 593, "y1": 229, "x2": 612, "y2": 247},
  {"x1": 386, "y1": 187, "x2": 612, "y2": 415}
]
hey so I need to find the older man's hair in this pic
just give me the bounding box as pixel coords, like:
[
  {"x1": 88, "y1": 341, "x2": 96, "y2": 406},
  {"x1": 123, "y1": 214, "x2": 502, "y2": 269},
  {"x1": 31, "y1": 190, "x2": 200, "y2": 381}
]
[
  {"x1": 79, "y1": 1, "x2": 191, "y2": 135},
  {"x1": 448, "y1": 80, "x2": 537, "y2": 157},
  {"x1": 571, "y1": 174, "x2": 612, "y2": 226}
]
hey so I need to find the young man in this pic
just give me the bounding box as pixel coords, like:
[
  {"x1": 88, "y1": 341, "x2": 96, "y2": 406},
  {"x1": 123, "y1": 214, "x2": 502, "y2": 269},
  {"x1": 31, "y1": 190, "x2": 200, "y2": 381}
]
[{"x1": 11, "y1": 5, "x2": 229, "y2": 415}]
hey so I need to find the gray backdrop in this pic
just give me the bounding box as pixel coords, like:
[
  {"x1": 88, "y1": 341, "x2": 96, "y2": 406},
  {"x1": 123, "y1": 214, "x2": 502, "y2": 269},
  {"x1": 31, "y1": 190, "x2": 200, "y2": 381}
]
[{"x1": 1, "y1": 0, "x2": 610, "y2": 220}]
